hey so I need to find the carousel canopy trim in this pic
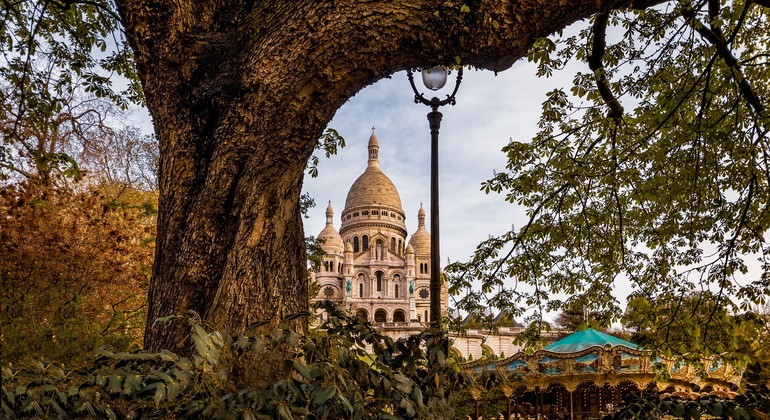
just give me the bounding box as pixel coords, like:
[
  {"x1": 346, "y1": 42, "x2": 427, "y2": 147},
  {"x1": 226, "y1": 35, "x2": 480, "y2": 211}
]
[{"x1": 543, "y1": 328, "x2": 639, "y2": 353}]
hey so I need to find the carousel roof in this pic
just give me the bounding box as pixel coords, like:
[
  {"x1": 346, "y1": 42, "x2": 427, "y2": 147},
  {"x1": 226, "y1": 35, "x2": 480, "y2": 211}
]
[{"x1": 544, "y1": 328, "x2": 639, "y2": 353}]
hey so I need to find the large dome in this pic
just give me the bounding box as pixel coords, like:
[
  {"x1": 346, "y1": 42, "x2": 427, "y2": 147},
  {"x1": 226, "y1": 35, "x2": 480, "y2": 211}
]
[
  {"x1": 344, "y1": 167, "x2": 403, "y2": 212},
  {"x1": 343, "y1": 131, "x2": 403, "y2": 213},
  {"x1": 340, "y1": 131, "x2": 407, "y2": 238}
]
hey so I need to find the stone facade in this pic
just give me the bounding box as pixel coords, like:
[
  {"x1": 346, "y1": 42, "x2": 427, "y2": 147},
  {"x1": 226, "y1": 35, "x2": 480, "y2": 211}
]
[
  {"x1": 312, "y1": 130, "x2": 447, "y2": 326},
  {"x1": 310, "y1": 130, "x2": 556, "y2": 360}
]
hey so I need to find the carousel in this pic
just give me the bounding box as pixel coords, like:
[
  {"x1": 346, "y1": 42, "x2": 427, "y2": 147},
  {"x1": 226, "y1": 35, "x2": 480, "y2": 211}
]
[{"x1": 463, "y1": 329, "x2": 743, "y2": 419}]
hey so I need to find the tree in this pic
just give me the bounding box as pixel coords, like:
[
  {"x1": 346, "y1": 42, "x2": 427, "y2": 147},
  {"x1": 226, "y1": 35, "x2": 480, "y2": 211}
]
[
  {"x1": 0, "y1": 181, "x2": 155, "y2": 365},
  {"x1": 553, "y1": 305, "x2": 586, "y2": 332},
  {"x1": 622, "y1": 292, "x2": 760, "y2": 361},
  {"x1": 447, "y1": 0, "x2": 769, "y2": 352},
  {"x1": 1, "y1": 0, "x2": 140, "y2": 187},
  {"x1": 743, "y1": 303, "x2": 770, "y2": 382},
  {"x1": 552, "y1": 298, "x2": 614, "y2": 331},
  {"x1": 5, "y1": 0, "x2": 769, "y2": 385},
  {"x1": 109, "y1": 0, "x2": 658, "y2": 368},
  {"x1": 1, "y1": 10, "x2": 157, "y2": 365}
]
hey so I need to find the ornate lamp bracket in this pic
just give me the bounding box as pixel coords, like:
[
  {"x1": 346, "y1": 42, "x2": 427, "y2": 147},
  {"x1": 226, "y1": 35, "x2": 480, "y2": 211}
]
[{"x1": 406, "y1": 67, "x2": 464, "y2": 112}]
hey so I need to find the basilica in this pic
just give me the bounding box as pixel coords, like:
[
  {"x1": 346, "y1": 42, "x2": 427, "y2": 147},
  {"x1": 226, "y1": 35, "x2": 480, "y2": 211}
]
[
  {"x1": 311, "y1": 130, "x2": 448, "y2": 327},
  {"x1": 309, "y1": 130, "x2": 549, "y2": 360}
]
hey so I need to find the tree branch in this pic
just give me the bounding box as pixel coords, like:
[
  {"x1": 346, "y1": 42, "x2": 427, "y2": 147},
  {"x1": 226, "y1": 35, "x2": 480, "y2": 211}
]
[
  {"x1": 682, "y1": 7, "x2": 765, "y2": 115},
  {"x1": 588, "y1": 11, "x2": 624, "y2": 119}
]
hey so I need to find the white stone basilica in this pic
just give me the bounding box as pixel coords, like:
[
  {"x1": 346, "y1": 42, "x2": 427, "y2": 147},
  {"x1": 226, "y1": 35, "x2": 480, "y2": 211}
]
[
  {"x1": 310, "y1": 130, "x2": 566, "y2": 360},
  {"x1": 311, "y1": 130, "x2": 448, "y2": 326}
]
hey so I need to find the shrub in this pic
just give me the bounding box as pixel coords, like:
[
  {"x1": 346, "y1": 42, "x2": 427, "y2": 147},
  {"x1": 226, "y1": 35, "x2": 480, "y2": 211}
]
[{"x1": 2, "y1": 301, "x2": 470, "y2": 419}]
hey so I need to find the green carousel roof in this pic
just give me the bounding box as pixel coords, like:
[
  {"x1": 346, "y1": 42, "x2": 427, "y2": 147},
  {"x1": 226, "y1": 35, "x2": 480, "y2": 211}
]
[{"x1": 543, "y1": 328, "x2": 639, "y2": 353}]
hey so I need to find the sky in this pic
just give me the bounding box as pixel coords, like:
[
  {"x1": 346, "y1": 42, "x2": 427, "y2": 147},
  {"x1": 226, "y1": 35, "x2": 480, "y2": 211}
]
[
  {"x1": 302, "y1": 65, "x2": 543, "y2": 266},
  {"x1": 300, "y1": 58, "x2": 609, "y2": 318}
]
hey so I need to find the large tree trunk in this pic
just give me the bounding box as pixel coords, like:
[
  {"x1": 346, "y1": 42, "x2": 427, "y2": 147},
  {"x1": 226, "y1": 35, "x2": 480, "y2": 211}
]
[{"x1": 114, "y1": 0, "x2": 623, "y2": 379}]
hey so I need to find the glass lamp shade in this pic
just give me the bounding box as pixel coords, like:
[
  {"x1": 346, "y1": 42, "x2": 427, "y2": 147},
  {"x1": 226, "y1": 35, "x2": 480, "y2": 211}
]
[{"x1": 421, "y1": 66, "x2": 448, "y2": 91}]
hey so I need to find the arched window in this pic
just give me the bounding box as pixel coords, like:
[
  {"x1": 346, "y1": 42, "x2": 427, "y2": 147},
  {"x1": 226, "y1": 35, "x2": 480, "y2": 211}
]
[
  {"x1": 362, "y1": 235, "x2": 368, "y2": 250},
  {"x1": 359, "y1": 283, "x2": 364, "y2": 297},
  {"x1": 353, "y1": 236, "x2": 359, "y2": 253},
  {"x1": 376, "y1": 271, "x2": 383, "y2": 292},
  {"x1": 393, "y1": 310, "x2": 406, "y2": 322},
  {"x1": 424, "y1": 310, "x2": 428, "y2": 322},
  {"x1": 391, "y1": 238, "x2": 396, "y2": 251},
  {"x1": 374, "y1": 309, "x2": 387, "y2": 323},
  {"x1": 398, "y1": 240, "x2": 403, "y2": 255},
  {"x1": 356, "y1": 309, "x2": 368, "y2": 321},
  {"x1": 394, "y1": 284, "x2": 399, "y2": 298}
]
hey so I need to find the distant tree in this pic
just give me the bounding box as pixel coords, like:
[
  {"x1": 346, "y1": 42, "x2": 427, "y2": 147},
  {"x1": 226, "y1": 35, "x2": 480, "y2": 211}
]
[
  {"x1": 553, "y1": 305, "x2": 585, "y2": 332},
  {"x1": 743, "y1": 304, "x2": 770, "y2": 382},
  {"x1": 79, "y1": 126, "x2": 158, "y2": 201},
  {"x1": 622, "y1": 292, "x2": 765, "y2": 369},
  {"x1": 552, "y1": 298, "x2": 613, "y2": 332},
  {"x1": 0, "y1": 182, "x2": 155, "y2": 365}
]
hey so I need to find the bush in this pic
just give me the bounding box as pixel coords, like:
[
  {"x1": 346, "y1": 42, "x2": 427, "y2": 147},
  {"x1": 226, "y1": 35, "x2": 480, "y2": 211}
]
[
  {"x1": 0, "y1": 182, "x2": 154, "y2": 366},
  {"x1": 2, "y1": 302, "x2": 471, "y2": 419}
]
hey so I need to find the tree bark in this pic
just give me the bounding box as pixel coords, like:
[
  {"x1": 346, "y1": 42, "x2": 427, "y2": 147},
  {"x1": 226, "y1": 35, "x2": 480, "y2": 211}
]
[{"x1": 114, "y1": 0, "x2": 631, "y2": 377}]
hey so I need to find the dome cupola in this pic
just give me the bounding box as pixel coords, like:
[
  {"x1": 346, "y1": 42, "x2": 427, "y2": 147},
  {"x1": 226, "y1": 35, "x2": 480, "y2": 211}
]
[
  {"x1": 318, "y1": 201, "x2": 344, "y2": 254},
  {"x1": 407, "y1": 204, "x2": 430, "y2": 255}
]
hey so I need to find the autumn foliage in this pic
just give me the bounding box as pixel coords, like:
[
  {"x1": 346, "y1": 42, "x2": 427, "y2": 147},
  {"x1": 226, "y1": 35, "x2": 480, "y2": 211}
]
[{"x1": 0, "y1": 181, "x2": 155, "y2": 365}]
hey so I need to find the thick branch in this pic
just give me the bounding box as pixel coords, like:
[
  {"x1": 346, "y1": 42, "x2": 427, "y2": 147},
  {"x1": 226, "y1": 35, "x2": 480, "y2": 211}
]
[{"x1": 588, "y1": 11, "x2": 624, "y2": 119}]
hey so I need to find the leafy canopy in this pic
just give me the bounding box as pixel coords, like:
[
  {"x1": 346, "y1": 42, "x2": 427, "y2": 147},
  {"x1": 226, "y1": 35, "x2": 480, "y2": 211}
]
[
  {"x1": 1, "y1": 0, "x2": 140, "y2": 185},
  {"x1": 447, "y1": 0, "x2": 769, "y2": 355}
]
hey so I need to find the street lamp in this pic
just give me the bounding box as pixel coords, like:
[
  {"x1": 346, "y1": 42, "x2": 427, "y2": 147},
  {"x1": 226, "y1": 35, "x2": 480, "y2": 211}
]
[{"x1": 406, "y1": 65, "x2": 463, "y2": 330}]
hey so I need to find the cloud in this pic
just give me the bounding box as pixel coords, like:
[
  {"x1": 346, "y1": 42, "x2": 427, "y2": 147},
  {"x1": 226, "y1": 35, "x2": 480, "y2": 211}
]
[{"x1": 303, "y1": 66, "x2": 548, "y2": 265}]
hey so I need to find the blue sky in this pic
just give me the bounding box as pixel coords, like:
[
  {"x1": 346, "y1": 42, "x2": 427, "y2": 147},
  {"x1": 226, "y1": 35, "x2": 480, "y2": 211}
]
[
  {"x1": 300, "y1": 60, "x2": 610, "y2": 319},
  {"x1": 302, "y1": 65, "x2": 545, "y2": 268}
]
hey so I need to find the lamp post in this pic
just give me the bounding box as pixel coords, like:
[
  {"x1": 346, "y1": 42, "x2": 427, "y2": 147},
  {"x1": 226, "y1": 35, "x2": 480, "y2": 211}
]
[{"x1": 406, "y1": 66, "x2": 463, "y2": 330}]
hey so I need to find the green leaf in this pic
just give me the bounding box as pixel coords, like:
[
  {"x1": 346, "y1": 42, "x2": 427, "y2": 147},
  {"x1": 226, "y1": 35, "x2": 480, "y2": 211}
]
[
  {"x1": 313, "y1": 385, "x2": 336, "y2": 406},
  {"x1": 107, "y1": 374, "x2": 123, "y2": 394},
  {"x1": 276, "y1": 404, "x2": 293, "y2": 420},
  {"x1": 292, "y1": 360, "x2": 312, "y2": 381},
  {"x1": 123, "y1": 373, "x2": 142, "y2": 395}
]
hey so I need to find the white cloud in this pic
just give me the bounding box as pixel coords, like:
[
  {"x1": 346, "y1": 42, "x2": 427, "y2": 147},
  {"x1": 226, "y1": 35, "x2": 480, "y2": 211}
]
[{"x1": 302, "y1": 66, "x2": 547, "y2": 265}]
